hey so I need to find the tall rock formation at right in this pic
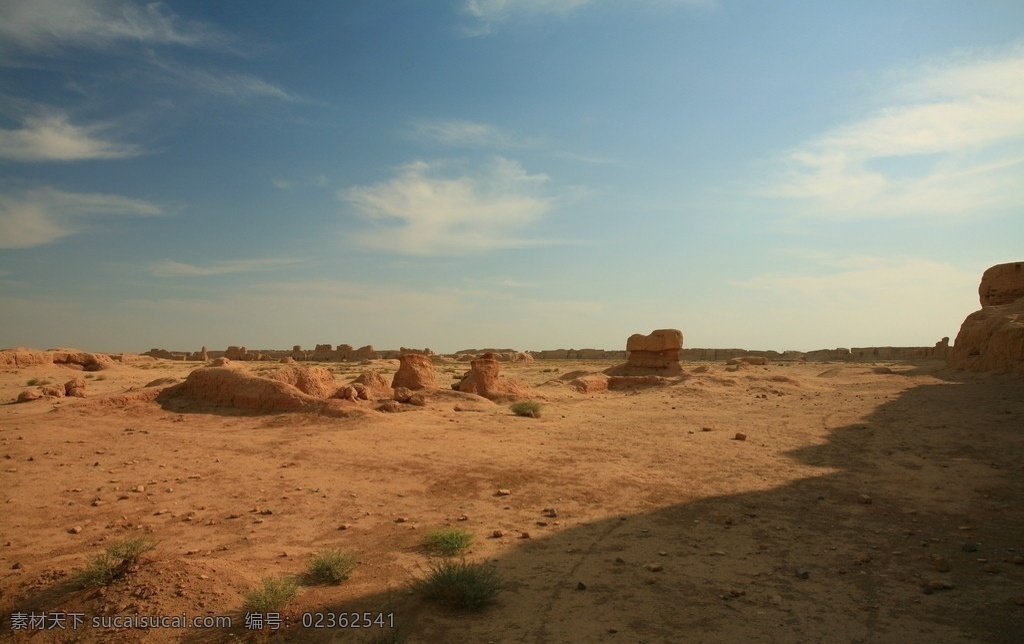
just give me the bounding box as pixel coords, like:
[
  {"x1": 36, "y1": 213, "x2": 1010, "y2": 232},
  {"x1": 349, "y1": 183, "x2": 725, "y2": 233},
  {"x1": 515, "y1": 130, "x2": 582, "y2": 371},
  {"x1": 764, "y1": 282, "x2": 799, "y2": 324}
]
[{"x1": 948, "y1": 261, "x2": 1024, "y2": 374}]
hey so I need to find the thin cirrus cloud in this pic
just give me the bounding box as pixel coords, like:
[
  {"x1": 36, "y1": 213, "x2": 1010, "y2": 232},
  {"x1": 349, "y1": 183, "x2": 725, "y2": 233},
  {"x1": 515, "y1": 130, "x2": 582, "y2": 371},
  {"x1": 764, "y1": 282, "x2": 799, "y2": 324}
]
[
  {"x1": 341, "y1": 157, "x2": 554, "y2": 256},
  {"x1": 0, "y1": 113, "x2": 140, "y2": 162},
  {"x1": 148, "y1": 258, "x2": 306, "y2": 278},
  {"x1": 0, "y1": 0, "x2": 223, "y2": 54},
  {"x1": 0, "y1": 187, "x2": 162, "y2": 249},
  {"x1": 767, "y1": 45, "x2": 1024, "y2": 219}
]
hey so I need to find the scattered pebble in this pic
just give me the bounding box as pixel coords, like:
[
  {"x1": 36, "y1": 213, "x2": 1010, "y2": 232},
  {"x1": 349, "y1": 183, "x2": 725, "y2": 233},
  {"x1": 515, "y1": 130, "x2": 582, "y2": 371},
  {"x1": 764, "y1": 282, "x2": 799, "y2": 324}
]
[
  {"x1": 733, "y1": 432, "x2": 747, "y2": 441},
  {"x1": 542, "y1": 508, "x2": 558, "y2": 517},
  {"x1": 490, "y1": 530, "x2": 504, "y2": 538},
  {"x1": 645, "y1": 563, "x2": 663, "y2": 572},
  {"x1": 932, "y1": 556, "x2": 950, "y2": 572},
  {"x1": 496, "y1": 489, "x2": 511, "y2": 496},
  {"x1": 338, "y1": 524, "x2": 352, "y2": 531},
  {"x1": 519, "y1": 532, "x2": 531, "y2": 539},
  {"x1": 576, "y1": 581, "x2": 587, "y2": 591},
  {"x1": 962, "y1": 543, "x2": 979, "y2": 553},
  {"x1": 795, "y1": 568, "x2": 810, "y2": 579},
  {"x1": 457, "y1": 514, "x2": 468, "y2": 521},
  {"x1": 394, "y1": 517, "x2": 408, "y2": 523},
  {"x1": 67, "y1": 526, "x2": 82, "y2": 534},
  {"x1": 857, "y1": 494, "x2": 873, "y2": 505}
]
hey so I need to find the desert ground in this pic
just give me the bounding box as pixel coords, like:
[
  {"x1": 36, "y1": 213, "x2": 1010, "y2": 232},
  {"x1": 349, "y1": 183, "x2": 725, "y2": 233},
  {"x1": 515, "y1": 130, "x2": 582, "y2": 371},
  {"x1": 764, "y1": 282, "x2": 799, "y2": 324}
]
[{"x1": 1, "y1": 356, "x2": 1022, "y2": 643}]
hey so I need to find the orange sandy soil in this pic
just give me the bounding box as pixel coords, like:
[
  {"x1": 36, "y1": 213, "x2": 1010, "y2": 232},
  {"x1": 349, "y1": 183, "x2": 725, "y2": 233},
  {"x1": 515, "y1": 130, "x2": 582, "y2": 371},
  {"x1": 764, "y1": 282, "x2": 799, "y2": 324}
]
[{"x1": 1, "y1": 358, "x2": 1023, "y2": 643}]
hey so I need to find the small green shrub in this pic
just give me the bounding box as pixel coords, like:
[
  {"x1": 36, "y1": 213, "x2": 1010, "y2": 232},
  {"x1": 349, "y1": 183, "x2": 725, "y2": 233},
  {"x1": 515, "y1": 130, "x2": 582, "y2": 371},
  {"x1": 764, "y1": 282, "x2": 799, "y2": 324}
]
[
  {"x1": 26, "y1": 378, "x2": 51, "y2": 386},
  {"x1": 73, "y1": 536, "x2": 156, "y2": 587},
  {"x1": 242, "y1": 576, "x2": 299, "y2": 612},
  {"x1": 415, "y1": 560, "x2": 500, "y2": 610},
  {"x1": 307, "y1": 549, "x2": 357, "y2": 584},
  {"x1": 510, "y1": 401, "x2": 542, "y2": 418},
  {"x1": 423, "y1": 528, "x2": 473, "y2": 557}
]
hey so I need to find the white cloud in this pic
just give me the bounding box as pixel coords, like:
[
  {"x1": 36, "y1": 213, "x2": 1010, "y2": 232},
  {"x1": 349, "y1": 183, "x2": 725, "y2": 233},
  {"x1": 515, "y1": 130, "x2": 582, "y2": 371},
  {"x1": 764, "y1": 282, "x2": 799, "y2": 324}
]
[
  {"x1": 341, "y1": 157, "x2": 555, "y2": 255},
  {"x1": 149, "y1": 258, "x2": 304, "y2": 277},
  {"x1": 0, "y1": 112, "x2": 140, "y2": 162},
  {"x1": 0, "y1": 187, "x2": 162, "y2": 249},
  {"x1": 0, "y1": 0, "x2": 221, "y2": 53},
  {"x1": 768, "y1": 45, "x2": 1024, "y2": 219}
]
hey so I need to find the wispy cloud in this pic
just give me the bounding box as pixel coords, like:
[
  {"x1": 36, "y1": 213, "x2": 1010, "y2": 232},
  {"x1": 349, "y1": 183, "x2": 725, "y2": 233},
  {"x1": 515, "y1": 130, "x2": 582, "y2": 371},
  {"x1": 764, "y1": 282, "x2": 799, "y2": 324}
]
[
  {"x1": 147, "y1": 58, "x2": 298, "y2": 102},
  {"x1": 766, "y1": 44, "x2": 1024, "y2": 219},
  {"x1": 148, "y1": 258, "x2": 305, "y2": 277},
  {"x1": 341, "y1": 157, "x2": 555, "y2": 256},
  {"x1": 0, "y1": 112, "x2": 140, "y2": 162},
  {"x1": 0, "y1": 0, "x2": 224, "y2": 54},
  {"x1": 410, "y1": 119, "x2": 538, "y2": 149},
  {"x1": 462, "y1": 0, "x2": 715, "y2": 35},
  {"x1": 732, "y1": 255, "x2": 971, "y2": 300},
  {"x1": 410, "y1": 118, "x2": 615, "y2": 164},
  {"x1": 0, "y1": 187, "x2": 162, "y2": 249}
]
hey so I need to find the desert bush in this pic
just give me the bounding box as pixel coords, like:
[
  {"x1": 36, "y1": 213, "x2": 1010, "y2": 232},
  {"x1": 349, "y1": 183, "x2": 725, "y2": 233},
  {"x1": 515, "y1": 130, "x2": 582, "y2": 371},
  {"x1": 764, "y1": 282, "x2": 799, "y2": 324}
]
[
  {"x1": 415, "y1": 560, "x2": 500, "y2": 610},
  {"x1": 242, "y1": 576, "x2": 299, "y2": 612},
  {"x1": 510, "y1": 401, "x2": 542, "y2": 418},
  {"x1": 73, "y1": 536, "x2": 156, "y2": 587},
  {"x1": 423, "y1": 528, "x2": 473, "y2": 557},
  {"x1": 307, "y1": 549, "x2": 357, "y2": 584},
  {"x1": 25, "y1": 378, "x2": 51, "y2": 386}
]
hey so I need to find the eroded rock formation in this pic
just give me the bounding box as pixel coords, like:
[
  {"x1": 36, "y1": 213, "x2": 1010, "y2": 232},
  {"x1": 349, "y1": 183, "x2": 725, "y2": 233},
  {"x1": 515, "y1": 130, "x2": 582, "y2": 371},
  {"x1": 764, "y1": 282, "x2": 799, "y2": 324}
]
[
  {"x1": 456, "y1": 353, "x2": 528, "y2": 401},
  {"x1": 949, "y1": 262, "x2": 1024, "y2": 374},
  {"x1": 625, "y1": 329, "x2": 683, "y2": 373},
  {"x1": 391, "y1": 353, "x2": 437, "y2": 390},
  {"x1": 979, "y1": 262, "x2": 1024, "y2": 306}
]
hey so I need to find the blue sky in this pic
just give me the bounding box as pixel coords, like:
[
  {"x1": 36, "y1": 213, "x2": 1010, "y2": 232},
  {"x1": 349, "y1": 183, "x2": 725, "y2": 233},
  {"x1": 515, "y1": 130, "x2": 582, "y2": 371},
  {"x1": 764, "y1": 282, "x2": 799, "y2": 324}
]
[{"x1": 1, "y1": 0, "x2": 1021, "y2": 354}]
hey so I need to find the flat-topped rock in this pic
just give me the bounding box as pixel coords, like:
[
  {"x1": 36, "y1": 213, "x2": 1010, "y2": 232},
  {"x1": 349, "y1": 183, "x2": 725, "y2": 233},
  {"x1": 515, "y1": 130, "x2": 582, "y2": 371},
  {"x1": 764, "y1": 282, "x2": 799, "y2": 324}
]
[{"x1": 979, "y1": 261, "x2": 1024, "y2": 307}]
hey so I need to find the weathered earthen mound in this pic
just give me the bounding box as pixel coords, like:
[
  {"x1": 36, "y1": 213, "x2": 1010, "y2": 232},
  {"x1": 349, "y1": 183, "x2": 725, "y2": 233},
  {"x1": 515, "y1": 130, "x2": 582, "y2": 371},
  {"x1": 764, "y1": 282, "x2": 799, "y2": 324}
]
[
  {"x1": 456, "y1": 353, "x2": 530, "y2": 401},
  {"x1": 948, "y1": 298, "x2": 1024, "y2": 374},
  {"x1": 979, "y1": 262, "x2": 1024, "y2": 306},
  {"x1": 50, "y1": 349, "x2": 114, "y2": 371},
  {"x1": 0, "y1": 348, "x2": 52, "y2": 368},
  {"x1": 392, "y1": 353, "x2": 437, "y2": 390},
  {"x1": 64, "y1": 378, "x2": 86, "y2": 398},
  {"x1": 569, "y1": 374, "x2": 610, "y2": 393},
  {"x1": 162, "y1": 366, "x2": 324, "y2": 412},
  {"x1": 0, "y1": 348, "x2": 113, "y2": 370},
  {"x1": 352, "y1": 371, "x2": 391, "y2": 398},
  {"x1": 266, "y1": 365, "x2": 336, "y2": 397},
  {"x1": 727, "y1": 356, "x2": 770, "y2": 366},
  {"x1": 611, "y1": 375, "x2": 673, "y2": 390}
]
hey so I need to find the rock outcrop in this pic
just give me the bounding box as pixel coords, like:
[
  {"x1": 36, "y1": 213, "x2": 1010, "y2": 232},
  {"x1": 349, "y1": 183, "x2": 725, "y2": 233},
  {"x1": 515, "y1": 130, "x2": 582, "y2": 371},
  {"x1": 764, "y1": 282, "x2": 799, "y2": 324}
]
[
  {"x1": 621, "y1": 329, "x2": 683, "y2": 374},
  {"x1": 391, "y1": 353, "x2": 437, "y2": 390},
  {"x1": 948, "y1": 262, "x2": 1024, "y2": 374},
  {"x1": 979, "y1": 262, "x2": 1024, "y2": 306}
]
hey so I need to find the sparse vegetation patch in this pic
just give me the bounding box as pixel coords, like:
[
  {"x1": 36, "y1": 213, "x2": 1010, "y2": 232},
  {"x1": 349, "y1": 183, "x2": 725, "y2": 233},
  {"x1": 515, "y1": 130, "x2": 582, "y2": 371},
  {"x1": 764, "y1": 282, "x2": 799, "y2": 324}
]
[
  {"x1": 510, "y1": 401, "x2": 542, "y2": 418},
  {"x1": 423, "y1": 528, "x2": 473, "y2": 556},
  {"x1": 73, "y1": 536, "x2": 156, "y2": 587},
  {"x1": 243, "y1": 576, "x2": 299, "y2": 612},
  {"x1": 307, "y1": 549, "x2": 357, "y2": 584},
  {"x1": 415, "y1": 560, "x2": 501, "y2": 610}
]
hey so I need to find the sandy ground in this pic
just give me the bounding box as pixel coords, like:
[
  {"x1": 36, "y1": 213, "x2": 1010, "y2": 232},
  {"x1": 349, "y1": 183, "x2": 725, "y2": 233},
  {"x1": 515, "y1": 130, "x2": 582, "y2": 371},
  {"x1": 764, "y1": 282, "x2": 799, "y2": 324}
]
[{"x1": 0, "y1": 357, "x2": 1022, "y2": 643}]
